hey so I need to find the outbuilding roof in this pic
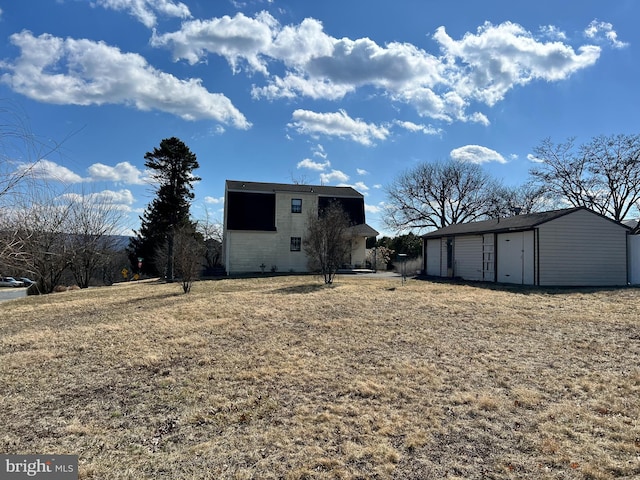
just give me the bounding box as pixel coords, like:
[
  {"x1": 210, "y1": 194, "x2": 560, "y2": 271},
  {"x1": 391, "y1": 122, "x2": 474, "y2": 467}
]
[
  {"x1": 225, "y1": 180, "x2": 363, "y2": 198},
  {"x1": 422, "y1": 206, "x2": 630, "y2": 239},
  {"x1": 623, "y1": 218, "x2": 639, "y2": 230}
]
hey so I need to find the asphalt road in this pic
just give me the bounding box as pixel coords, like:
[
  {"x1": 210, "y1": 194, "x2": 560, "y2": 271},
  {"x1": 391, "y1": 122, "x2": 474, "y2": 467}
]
[{"x1": 0, "y1": 288, "x2": 27, "y2": 302}]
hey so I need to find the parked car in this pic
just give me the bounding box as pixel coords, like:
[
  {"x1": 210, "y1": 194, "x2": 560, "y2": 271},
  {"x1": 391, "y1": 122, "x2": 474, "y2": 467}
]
[
  {"x1": 17, "y1": 277, "x2": 35, "y2": 286},
  {"x1": 0, "y1": 277, "x2": 24, "y2": 287}
]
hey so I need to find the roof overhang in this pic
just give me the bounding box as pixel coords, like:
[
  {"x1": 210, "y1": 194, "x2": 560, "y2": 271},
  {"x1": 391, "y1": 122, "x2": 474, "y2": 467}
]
[{"x1": 348, "y1": 223, "x2": 379, "y2": 238}]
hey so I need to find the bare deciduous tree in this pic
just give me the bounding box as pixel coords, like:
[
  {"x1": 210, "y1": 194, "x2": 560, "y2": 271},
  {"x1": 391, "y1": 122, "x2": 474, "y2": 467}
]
[
  {"x1": 584, "y1": 134, "x2": 640, "y2": 221},
  {"x1": 173, "y1": 225, "x2": 205, "y2": 293},
  {"x1": 0, "y1": 102, "x2": 120, "y2": 293},
  {"x1": 195, "y1": 205, "x2": 223, "y2": 273},
  {"x1": 11, "y1": 192, "x2": 74, "y2": 294},
  {"x1": 486, "y1": 183, "x2": 548, "y2": 218},
  {"x1": 65, "y1": 192, "x2": 125, "y2": 288},
  {"x1": 529, "y1": 137, "x2": 596, "y2": 211},
  {"x1": 304, "y1": 201, "x2": 352, "y2": 285},
  {"x1": 385, "y1": 159, "x2": 500, "y2": 232},
  {"x1": 530, "y1": 134, "x2": 640, "y2": 221}
]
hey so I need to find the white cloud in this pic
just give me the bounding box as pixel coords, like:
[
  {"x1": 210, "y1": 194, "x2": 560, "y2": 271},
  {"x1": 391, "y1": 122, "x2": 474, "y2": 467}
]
[
  {"x1": 204, "y1": 196, "x2": 224, "y2": 204},
  {"x1": 450, "y1": 145, "x2": 507, "y2": 164},
  {"x1": 365, "y1": 202, "x2": 384, "y2": 214},
  {"x1": 1, "y1": 31, "x2": 251, "y2": 129},
  {"x1": 151, "y1": 11, "x2": 276, "y2": 72},
  {"x1": 312, "y1": 144, "x2": 327, "y2": 159},
  {"x1": 434, "y1": 21, "x2": 602, "y2": 106},
  {"x1": 289, "y1": 109, "x2": 389, "y2": 146},
  {"x1": 527, "y1": 153, "x2": 545, "y2": 163},
  {"x1": 87, "y1": 161, "x2": 146, "y2": 184},
  {"x1": 1, "y1": 11, "x2": 613, "y2": 135},
  {"x1": 90, "y1": 188, "x2": 135, "y2": 206},
  {"x1": 297, "y1": 158, "x2": 330, "y2": 171},
  {"x1": 467, "y1": 112, "x2": 490, "y2": 126},
  {"x1": 60, "y1": 189, "x2": 135, "y2": 211},
  {"x1": 584, "y1": 20, "x2": 628, "y2": 49},
  {"x1": 152, "y1": 14, "x2": 609, "y2": 125},
  {"x1": 357, "y1": 168, "x2": 369, "y2": 176},
  {"x1": 320, "y1": 169, "x2": 349, "y2": 184},
  {"x1": 252, "y1": 72, "x2": 355, "y2": 101},
  {"x1": 394, "y1": 120, "x2": 442, "y2": 135},
  {"x1": 539, "y1": 25, "x2": 567, "y2": 41},
  {"x1": 16, "y1": 159, "x2": 84, "y2": 183},
  {"x1": 95, "y1": 0, "x2": 191, "y2": 28},
  {"x1": 302, "y1": 37, "x2": 442, "y2": 91}
]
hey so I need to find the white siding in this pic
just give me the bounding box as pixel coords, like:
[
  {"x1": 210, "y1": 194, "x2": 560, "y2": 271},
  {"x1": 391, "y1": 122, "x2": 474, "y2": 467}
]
[
  {"x1": 537, "y1": 209, "x2": 627, "y2": 286},
  {"x1": 426, "y1": 239, "x2": 441, "y2": 276},
  {"x1": 454, "y1": 235, "x2": 483, "y2": 281},
  {"x1": 349, "y1": 237, "x2": 367, "y2": 268},
  {"x1": 497, "y1": 231, "x2": 535, "y2": 285},
  {"x1": 225, "y1": 230, "x2": 281, "y2": 273},
  {"x1": 629, "y1": 235, "x2": 640, "y2": 285}
]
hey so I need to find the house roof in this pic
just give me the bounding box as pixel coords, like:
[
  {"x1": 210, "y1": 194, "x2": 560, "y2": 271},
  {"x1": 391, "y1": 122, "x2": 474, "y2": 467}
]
[
  {"x1": 348, "y1": 223, "x2": 380, "y2": 238},
  {"x1": 422, "y1": 206, "x2": 631, "y2": 239},
  {"x1": 225, "y1": 180, "x2": 363, "y2": 198}
]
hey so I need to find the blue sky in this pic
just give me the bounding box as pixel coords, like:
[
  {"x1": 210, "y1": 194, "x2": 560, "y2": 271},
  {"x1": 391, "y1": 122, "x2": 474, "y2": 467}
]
[{"x1": 1, "y1": 0, "x2": 638, "y2": 236}]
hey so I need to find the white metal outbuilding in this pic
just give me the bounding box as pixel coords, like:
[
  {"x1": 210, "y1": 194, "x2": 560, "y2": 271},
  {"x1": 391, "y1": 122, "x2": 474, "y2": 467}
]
[{"x1": 423, "y1": 207, "x2": 631, "y2": 287}]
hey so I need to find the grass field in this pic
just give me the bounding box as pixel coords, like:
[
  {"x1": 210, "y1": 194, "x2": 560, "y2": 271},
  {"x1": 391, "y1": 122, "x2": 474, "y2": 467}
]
[{"x1": 1, "y1": 275, "x2": 639, "y2": 479}]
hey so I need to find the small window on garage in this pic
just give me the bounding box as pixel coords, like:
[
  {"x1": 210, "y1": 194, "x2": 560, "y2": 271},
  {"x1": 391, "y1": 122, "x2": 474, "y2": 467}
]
[
  {"x1": 290, "y1": 237, "x2": 302, "y2": 251},
  {"x1": 291, "y1": 198, "x2": 302, "y2": 213}
]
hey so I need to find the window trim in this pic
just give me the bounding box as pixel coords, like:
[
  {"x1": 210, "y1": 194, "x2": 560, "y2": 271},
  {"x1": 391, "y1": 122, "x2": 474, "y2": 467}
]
[{"x1": 290, "y1": 236, "x2": 302, "y2": 252}]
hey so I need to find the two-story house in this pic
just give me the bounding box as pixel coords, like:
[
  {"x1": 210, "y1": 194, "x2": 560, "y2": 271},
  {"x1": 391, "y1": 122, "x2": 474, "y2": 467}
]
[{"x1": 223, "y1": 180, "x2": 379, "y2": 275}]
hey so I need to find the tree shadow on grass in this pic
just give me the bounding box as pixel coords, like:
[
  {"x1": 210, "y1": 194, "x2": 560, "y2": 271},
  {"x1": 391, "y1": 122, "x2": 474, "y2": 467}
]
[
  {"x1": 269, "y1": 284, "x2": 329, "y2": 295},
  {"x1": 120, "y1": 291, "x2": 185, "y2": 309}
]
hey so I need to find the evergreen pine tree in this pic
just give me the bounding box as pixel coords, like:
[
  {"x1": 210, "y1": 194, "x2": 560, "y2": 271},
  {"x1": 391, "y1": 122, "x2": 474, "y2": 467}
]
[{"x1": 128, "y1": 137, "x2": 200, "y2": 278}]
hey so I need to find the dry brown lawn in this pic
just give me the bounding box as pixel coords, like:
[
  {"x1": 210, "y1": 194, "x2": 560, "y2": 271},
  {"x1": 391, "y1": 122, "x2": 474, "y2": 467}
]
[{"x1": 1, "y1": 275, "x2": 639, "y2": 479}]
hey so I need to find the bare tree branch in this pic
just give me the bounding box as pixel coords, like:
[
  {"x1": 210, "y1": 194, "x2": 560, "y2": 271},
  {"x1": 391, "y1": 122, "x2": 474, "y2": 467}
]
[
  {"x1": 384, "y1": 160, "x2": 500, "y2": 232},
  {"x1": 304, "y1": 201, "x2": 352, "y2": 284},
  {"x1": 530, "y1": 134, "x2": 640, "y2": 221}
]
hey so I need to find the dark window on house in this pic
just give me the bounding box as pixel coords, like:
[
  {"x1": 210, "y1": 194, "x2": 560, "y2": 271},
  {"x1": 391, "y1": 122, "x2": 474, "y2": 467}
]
[
  {"x1": 317, "y1": 196, "x2": 365, "y2": 225},
  {"x1": 446, "y1": 238, "x2": 454, "y2": 269},
  {"x1": 291, "y1": 198, "x2": 302, "y2": 213},
  {"x1": 226, "y1": 191, "x2": 276, "y2": 231},
  {"x1": 290, "y1": 237, "x2": 301, "y2": 251}
]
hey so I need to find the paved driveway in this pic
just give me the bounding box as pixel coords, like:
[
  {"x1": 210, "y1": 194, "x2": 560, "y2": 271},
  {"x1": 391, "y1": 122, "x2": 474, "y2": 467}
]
[{"x1": 0, "y1": 288, "x2": 27, "y2": 302}]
